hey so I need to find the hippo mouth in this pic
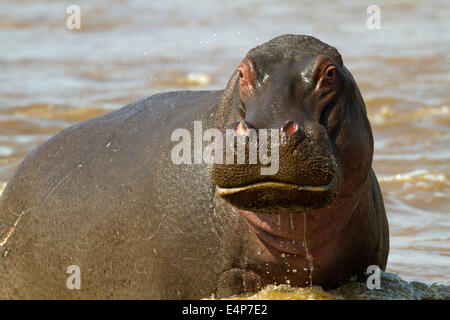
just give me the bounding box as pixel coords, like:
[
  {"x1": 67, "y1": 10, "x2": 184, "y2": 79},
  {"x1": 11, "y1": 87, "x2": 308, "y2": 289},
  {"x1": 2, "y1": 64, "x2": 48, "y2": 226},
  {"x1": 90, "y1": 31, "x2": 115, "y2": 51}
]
[
  {"x1": 216, "y1": 175, "x2": 339, "y2": 214},
  {"x1": 216, "y1": 177, "x2": 337, "y2": 196}
]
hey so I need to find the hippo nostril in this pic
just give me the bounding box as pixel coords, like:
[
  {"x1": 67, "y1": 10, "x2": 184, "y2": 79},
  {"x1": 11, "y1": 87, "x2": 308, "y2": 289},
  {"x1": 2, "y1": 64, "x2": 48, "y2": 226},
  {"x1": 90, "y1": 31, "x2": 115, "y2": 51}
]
[
  {"x1": 234, "y1": 121, "x2": 248, "y2": 136},
  {"x1": 281, "y1": 120, "x2": 298, "y2": 135}
]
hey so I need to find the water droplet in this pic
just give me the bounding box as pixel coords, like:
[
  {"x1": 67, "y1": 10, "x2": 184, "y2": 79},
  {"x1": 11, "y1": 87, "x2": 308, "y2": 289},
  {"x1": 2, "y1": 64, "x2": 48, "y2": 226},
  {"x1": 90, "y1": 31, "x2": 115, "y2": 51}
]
[
  {"x1": 290, "y1": 212, "x2": 294, "y2": 230},
  {"x1": 281, "y1": 253, "x2": 286, "y2": 258},
  {"x1": 292, "y1": 269, "x2": 297, "y2": 273},
  {"x1": 286, "y1": 280, "x2": 291, "y2": 284}
]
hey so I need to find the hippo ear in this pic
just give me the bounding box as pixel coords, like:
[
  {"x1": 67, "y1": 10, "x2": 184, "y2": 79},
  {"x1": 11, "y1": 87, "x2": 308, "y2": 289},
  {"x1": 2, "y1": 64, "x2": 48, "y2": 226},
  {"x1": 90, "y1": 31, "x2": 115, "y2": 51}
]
[
  {"x1": 342, "y1": 65, "x2": 369, "y2": 117},
  {"x1": 213, "y1": 69, "x2": 240, "y2": 130}
]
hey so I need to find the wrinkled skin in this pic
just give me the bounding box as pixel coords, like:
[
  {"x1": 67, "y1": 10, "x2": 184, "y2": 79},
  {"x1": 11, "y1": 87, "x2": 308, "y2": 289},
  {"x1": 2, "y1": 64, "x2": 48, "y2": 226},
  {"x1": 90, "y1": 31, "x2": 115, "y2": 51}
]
[{"x1": 0, "y1": 35, "x2": 388, "y2": 299}]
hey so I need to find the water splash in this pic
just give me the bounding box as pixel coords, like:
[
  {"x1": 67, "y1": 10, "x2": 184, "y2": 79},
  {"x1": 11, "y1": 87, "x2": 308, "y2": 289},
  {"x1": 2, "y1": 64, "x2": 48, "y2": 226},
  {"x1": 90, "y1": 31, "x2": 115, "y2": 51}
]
[{"x1": 223, "y1": 271, "x2": 450, "y2": 300}]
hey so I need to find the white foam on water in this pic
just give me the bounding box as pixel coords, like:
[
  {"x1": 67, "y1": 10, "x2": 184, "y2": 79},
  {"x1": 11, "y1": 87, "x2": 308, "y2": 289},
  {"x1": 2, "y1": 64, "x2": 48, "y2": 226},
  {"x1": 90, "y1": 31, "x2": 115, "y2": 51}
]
[
  {"x1": 0, "y1": 182, "x2": 6, "y2": 197},
  {"x1": 379, "y1": 169, "x2": 446, "y2": 183},
  {"x1": 0, "y1": 146, "x2": 13, "y2": 157},
  {"x1": 186, "y1": 72, "x2": 211, "y2": 86},
  {"x1": 374, "y1": 152, "x2": 450, "y2": 161}
]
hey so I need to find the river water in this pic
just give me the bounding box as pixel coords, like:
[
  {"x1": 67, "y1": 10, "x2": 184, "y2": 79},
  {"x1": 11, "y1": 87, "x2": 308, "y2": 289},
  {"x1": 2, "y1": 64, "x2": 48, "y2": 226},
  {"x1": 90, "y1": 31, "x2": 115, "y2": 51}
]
[{"x1": 0, "y1": 0, "x2": 448, "y2": 299}]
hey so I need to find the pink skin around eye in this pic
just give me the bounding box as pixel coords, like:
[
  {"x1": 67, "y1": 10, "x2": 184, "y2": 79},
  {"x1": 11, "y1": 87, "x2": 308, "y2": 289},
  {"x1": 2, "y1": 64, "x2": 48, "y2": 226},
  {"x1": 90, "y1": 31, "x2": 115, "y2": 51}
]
[{"x1": 238, "y1": 59, "x2": 255, "y2": 100}]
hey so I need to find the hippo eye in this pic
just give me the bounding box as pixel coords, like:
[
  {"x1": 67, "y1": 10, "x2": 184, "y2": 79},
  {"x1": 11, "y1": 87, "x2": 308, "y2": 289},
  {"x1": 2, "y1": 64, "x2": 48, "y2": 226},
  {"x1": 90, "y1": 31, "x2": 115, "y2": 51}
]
[
  {"x1": 315, "y1": 63, "x2": 338, "y2": 92},
  {"x1": 237, "y1": 60, "x2": 255, "y2": 100},
  {"x1": 238, "y1": 66, "x2": 246, "y2": 81},
  {"x1": 324, "y1": 65, "x2": 336, "y2": 82}
]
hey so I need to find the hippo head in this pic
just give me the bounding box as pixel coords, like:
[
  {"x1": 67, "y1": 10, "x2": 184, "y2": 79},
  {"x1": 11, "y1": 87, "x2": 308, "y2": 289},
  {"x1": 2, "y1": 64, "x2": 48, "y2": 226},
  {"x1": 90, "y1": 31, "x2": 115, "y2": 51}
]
[{"x1": 211, "y1": 35, "x2": 373, "y2": 214}]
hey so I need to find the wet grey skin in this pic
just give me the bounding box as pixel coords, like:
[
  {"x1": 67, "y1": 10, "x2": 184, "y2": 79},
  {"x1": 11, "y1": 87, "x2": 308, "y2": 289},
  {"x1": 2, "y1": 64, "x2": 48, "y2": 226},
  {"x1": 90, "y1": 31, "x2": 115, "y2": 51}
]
[{"x1": 0, "y1": 35, "x2": 388, "y2": 299}]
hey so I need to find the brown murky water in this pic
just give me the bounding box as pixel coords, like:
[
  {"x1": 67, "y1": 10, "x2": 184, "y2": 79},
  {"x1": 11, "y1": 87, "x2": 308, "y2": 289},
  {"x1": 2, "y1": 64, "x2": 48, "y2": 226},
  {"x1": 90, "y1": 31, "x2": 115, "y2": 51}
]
[{"x1": 0, "y1": 0, "x2": 448, "y2": 299}]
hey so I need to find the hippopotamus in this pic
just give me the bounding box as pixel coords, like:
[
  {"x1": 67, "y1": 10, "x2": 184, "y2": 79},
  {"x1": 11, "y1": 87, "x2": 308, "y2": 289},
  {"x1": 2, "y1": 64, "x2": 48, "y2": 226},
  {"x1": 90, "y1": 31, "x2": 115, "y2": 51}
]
[{"x1": 0, "y1": 34, "x2": 389, "y2": 299}]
